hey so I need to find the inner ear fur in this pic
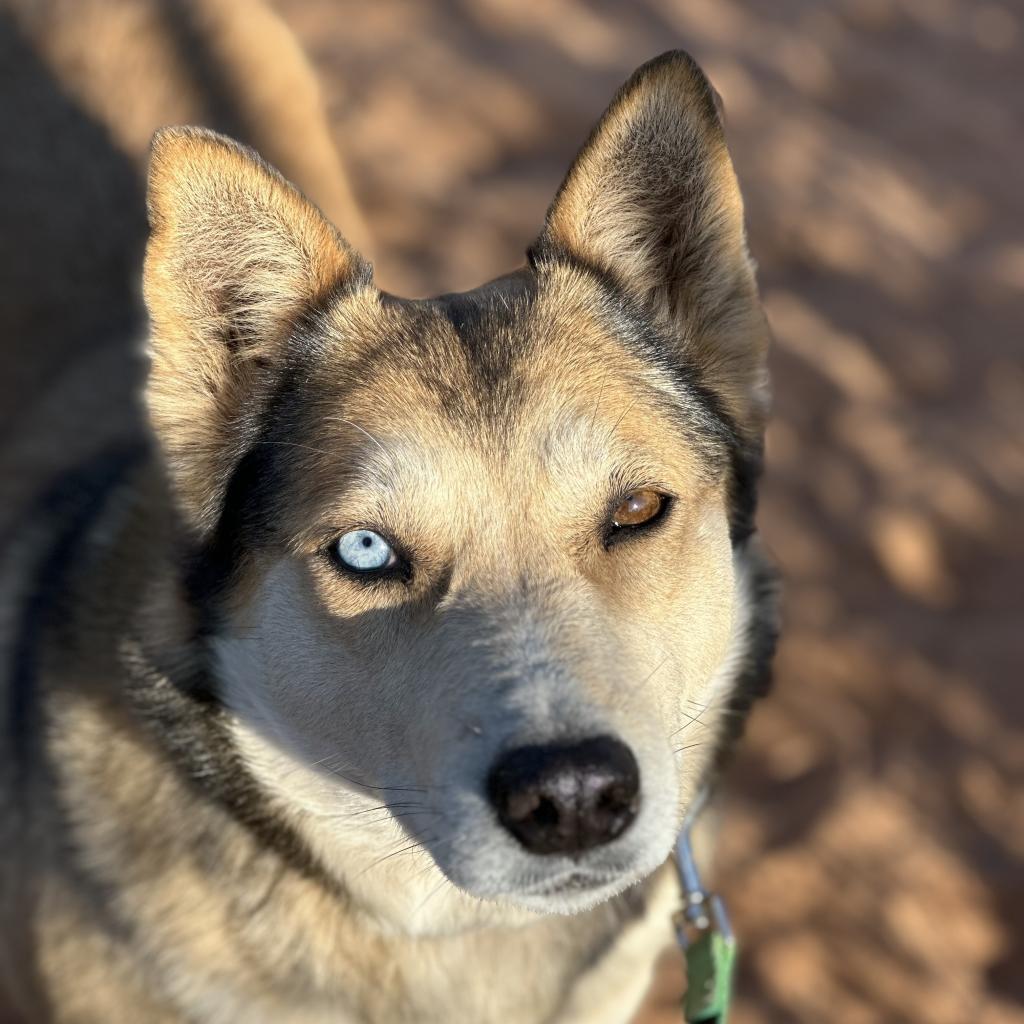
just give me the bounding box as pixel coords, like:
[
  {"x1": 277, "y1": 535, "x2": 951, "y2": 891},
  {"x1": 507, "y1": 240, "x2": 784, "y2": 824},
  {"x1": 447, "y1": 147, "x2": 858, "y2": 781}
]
[
  {"x1": 144, "y1": 126, "x2": 370, "y2": 533},
  {"x1": 535, "y1": 50, "x2": 769, "y2": 437}
]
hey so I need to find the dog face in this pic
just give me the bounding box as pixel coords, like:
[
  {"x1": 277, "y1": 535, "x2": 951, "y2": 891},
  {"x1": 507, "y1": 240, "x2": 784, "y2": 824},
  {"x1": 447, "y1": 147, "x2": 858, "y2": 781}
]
[{"x1": 144, "y1": 53, "x2": 772, "y2": 919}]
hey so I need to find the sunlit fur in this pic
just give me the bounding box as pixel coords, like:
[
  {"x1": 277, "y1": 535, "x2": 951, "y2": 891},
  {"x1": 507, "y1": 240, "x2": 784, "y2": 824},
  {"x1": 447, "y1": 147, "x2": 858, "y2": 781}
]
[{"x1": 1, "y1": 48, "x2": 777, "y2": 1023}]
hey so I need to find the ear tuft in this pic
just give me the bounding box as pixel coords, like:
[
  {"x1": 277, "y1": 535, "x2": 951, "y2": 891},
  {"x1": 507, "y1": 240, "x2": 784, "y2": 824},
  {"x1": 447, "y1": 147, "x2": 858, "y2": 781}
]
[
  {"x1": 144, "y1": 127, "x2": 370, "y2": 532},
  {"x1": 535, "y1": 51, "x2": 769, "y2": 437}
]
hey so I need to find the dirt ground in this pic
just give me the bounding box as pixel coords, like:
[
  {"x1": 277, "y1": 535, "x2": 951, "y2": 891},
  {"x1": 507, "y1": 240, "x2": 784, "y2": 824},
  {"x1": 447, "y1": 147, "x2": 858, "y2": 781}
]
[{"x1": 271, "y1": 1, "x2": 1024, "y2": 1020}]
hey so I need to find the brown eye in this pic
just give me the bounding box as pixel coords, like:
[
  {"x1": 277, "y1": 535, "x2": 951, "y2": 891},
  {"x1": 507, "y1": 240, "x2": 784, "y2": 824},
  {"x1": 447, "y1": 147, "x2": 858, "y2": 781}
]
[{"x1": 612, "y1": 489, "x2": 666, "y2": 529}]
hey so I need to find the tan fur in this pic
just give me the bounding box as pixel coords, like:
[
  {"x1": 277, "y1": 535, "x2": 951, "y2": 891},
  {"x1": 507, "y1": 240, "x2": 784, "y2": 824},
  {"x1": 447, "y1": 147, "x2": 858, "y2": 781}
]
[{"x1": 1, "y1": 29, "x2": 772, "y2": 1024}]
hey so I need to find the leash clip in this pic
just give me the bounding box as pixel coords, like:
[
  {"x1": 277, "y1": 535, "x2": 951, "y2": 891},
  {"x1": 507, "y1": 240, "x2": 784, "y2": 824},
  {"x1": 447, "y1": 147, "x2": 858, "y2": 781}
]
[{"x1": 674, "y1": 790, "x2": 736, "y2": 1024}]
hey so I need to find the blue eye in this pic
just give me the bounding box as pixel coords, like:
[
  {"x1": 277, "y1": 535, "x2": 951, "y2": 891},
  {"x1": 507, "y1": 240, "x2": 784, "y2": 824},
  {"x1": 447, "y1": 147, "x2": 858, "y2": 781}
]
[{"x1": 334, "y1": 530, "x2": 396, "y2": 572}]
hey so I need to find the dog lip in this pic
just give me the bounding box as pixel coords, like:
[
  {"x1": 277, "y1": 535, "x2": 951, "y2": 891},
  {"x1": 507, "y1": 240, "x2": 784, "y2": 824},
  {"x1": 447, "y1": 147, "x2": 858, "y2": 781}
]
[{"x1": 517, "y1": 868, "x2": 625, "y2": 897}]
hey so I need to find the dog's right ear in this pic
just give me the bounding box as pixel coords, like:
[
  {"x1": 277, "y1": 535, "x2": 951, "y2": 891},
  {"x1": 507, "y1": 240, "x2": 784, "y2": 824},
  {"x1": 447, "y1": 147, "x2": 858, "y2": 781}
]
[
  {"x1": 144, "y1": 127, "x2": 370, "y2": 532},
  {"x1": 534, "y1": 51, "x2": 769, "y2": 440}
]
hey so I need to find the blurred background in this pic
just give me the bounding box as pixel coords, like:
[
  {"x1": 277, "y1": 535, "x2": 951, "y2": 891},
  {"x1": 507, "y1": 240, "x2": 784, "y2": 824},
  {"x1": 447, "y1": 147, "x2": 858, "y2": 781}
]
[{"x1": 3, "y1": 1, "x2": 1022, "y2": 1021}]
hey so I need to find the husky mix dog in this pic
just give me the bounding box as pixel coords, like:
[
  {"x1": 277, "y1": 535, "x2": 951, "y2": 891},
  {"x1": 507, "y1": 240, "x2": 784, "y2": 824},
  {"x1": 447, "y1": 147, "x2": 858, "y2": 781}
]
[{"x1": 0, "y1": 4, "x2": 778, "y2": 1019}]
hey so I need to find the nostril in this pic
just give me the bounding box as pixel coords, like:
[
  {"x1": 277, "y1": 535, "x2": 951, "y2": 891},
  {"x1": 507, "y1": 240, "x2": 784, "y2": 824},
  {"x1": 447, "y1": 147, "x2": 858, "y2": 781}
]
[
  {"x1": 533, "y1": 799, "x2": 559, "y2": 828},
  {"x1": 505, "y1": 790, "x2": 541, "y2": 823},
  {"x1": 487, "y1": 735, "x2": 640, "y2": 856},
  {"x1": 599, "y1": 785, "x2": 627, "y2": 811}
]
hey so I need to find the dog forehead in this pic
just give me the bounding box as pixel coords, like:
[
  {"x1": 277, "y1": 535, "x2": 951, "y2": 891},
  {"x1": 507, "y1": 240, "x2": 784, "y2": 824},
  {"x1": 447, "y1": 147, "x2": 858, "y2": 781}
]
[
  {"x1": 279, "y1": 263, "x2": 730, "y2": 497},
  {"x1": 319, "y1": 266, "x2": 650, "y2": 427}
]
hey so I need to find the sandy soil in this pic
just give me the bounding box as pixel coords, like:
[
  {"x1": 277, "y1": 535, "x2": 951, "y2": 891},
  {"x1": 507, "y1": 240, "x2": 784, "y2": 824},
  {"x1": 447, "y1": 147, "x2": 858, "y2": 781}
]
[{"x1": 272, "y1": 1, "x2": 1024, "y2": 1020}]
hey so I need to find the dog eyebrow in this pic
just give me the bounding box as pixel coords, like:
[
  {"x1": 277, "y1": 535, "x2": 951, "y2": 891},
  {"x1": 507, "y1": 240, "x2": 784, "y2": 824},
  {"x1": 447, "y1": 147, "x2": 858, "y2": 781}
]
[{"x1": 618, "y1": 372, "x2": 736, "y2": 487}]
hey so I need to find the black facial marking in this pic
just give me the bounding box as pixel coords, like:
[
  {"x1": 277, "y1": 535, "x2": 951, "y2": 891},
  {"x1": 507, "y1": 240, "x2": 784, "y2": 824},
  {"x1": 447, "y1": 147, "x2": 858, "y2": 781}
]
[
  {"x1": 434, "y1": 268, "x2": 538, "y2": 412},
  {"x1": 184, "y1": 304, "x2": 357, "y2": 639},
  {"x1": 710, "y1": 540, "x2": 780, "y2": 774}
]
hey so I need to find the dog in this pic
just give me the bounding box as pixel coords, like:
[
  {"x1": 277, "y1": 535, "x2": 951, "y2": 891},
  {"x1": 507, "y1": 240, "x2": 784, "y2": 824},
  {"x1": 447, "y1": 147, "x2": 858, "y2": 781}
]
[{"x1": 0, "y1": 3, "x2": 778, "y2": 1018}]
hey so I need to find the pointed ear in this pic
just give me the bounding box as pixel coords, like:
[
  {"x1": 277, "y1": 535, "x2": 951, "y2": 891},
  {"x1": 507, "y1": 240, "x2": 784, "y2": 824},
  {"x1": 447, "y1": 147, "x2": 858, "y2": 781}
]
[
  {"x1": 535, "y1": 51, "x2": 769, "y2": 437},
  {"x1": 144, "y1": 127, "x2": 370, "y2": 532}
]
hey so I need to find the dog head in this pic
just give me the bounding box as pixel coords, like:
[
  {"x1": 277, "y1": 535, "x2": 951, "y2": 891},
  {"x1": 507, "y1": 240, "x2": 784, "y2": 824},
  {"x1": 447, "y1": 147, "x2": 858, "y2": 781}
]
[{"x1": 143, "y1": 51, "x2": 775, "y2": 923}]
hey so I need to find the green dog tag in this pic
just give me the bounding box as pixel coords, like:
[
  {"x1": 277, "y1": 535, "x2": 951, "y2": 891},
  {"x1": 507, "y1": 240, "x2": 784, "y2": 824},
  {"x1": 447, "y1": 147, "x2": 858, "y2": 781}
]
[{"x1": 683, "y1": 908, "x2": 736, "y2": 1023}]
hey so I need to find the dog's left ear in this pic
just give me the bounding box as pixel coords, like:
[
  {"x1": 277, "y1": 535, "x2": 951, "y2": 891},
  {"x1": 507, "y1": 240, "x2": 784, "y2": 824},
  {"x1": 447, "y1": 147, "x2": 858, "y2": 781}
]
[{"x1": 535, "y1": 51, "x2": 769, "y2": 437}]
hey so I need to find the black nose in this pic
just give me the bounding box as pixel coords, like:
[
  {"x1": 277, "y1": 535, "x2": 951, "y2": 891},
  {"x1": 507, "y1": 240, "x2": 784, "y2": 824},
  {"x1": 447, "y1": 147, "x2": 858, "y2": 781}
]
[{"x1": 487, "y1": 735, "x2": 640, "y2": 855}]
